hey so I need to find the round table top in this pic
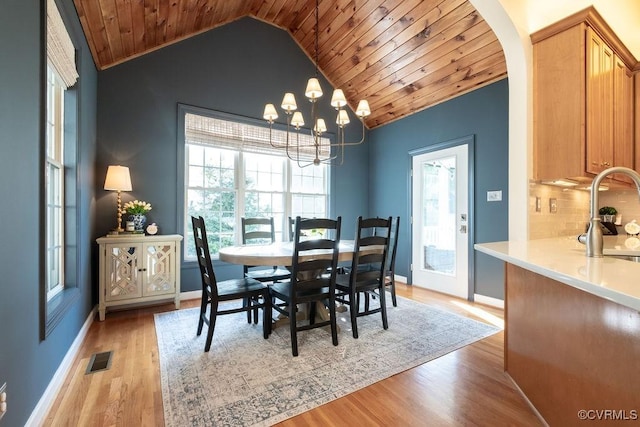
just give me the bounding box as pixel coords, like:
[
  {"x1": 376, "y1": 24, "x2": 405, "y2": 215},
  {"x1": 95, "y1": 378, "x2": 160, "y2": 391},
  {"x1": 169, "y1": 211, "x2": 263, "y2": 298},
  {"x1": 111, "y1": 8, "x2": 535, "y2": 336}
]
[{"x1": 219, "y1": 240, "x2": 357, "y2": 266}]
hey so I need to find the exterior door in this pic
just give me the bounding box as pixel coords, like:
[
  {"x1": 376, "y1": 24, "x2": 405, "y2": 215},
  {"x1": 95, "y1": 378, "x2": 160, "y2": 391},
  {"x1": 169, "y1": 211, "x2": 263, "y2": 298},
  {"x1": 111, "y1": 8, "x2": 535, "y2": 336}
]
[{"x1": 411, "y1": 144, "x2": 469, "y2": 298}]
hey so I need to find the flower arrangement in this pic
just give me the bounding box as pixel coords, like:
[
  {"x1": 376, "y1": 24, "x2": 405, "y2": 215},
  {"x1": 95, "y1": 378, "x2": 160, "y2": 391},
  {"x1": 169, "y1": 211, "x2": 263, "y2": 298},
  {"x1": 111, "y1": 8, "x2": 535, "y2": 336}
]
[{"x1": 122, "y1": 200, "x2": 152, "y2": 215}]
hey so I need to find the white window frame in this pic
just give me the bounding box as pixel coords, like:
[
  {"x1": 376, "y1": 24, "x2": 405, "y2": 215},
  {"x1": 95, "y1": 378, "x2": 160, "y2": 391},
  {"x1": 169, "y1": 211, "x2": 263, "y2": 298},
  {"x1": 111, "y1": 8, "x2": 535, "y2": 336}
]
[
  {"x1": 45, "y1": 65, "x2": 65, "y2": 300},
  {"x1": 183, "y1": 110, "x2": 330, "y2": 260}
]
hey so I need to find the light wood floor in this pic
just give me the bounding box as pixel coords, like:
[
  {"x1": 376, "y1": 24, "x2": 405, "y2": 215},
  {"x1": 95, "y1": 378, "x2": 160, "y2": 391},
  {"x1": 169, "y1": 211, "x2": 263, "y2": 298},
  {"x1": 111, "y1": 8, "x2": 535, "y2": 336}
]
[{"x1": 43, "y1": 284, "x2": 542, "y2": 426}]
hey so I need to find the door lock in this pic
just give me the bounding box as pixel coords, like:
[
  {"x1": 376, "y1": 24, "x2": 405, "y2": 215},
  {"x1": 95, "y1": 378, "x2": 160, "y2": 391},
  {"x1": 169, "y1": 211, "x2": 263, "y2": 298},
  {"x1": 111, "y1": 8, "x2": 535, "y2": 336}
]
[{"x1": 459, "y1": 225, "x2": 467, "y2": 234}]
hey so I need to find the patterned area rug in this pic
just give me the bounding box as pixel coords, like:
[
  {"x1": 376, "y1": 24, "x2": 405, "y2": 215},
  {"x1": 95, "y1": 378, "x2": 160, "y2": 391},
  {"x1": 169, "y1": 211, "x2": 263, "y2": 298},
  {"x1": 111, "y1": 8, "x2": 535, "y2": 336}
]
[{"x1": 155, "y1": 296, "x2": 500, "y2": 426}]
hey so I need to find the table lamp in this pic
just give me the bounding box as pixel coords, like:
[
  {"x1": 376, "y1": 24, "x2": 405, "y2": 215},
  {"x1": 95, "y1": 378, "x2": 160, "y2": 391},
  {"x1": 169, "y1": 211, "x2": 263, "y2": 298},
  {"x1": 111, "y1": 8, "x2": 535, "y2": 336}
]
[{"x1": 104, "y1": 165, "x2": 132, "y2": 233}]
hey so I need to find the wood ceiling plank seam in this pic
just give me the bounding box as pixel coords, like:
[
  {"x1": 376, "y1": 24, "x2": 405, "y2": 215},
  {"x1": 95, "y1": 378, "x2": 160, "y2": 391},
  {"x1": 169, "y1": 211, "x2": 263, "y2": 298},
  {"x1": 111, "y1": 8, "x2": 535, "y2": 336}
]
[
  {"x1": 290, "y1": 0, "x2": 321, "y2": 46},
  {"x1": 255, "y1": 0, "x2": 283, "y2": 21},
  {"x1": 163, "y1": 0, "x2": 180, "y2": 41},
  {"x1": 72, "y1": 1, "x2": 103, "y2": 69},
  {"x1": 286, "y1": 0, "x2": 316, "y2": 35},
  {"x1": 272, "y1": 1, "x2": 305, "y2": 29},
  {"x1": 381, "y1": 38, "x2": 505, "y2": 102},
  {"x1": 353, "y1": 26, "x2": 497, "y2": 100},
  {"x1": 352, "y1": 20, "x2": 492, "y2": 96},
  {"x1": 181, "y1": 0, "x2": 203, "y2": 37},
  {"x1": 263, "y1": 0, "x2": 290, "y2": 24},
  {"x1": 397, "y1": 62, "x2": 507, "y2": 120},
  {"x1": 247, "y1": 0, "x2": 269, "y2": 16},
  {"x1": 115, "y1": 0, "x2": 136, "y2": 58},
  {"x1": 191, "y1": 0, "x2": 214, "y2": 33},
  {"x1": 304, "y1": 0, "x2": 378, "y2": 57},
  {"x1": 298, "y1": 0, "x2": 352, "y2": 50},
  {"x1": 130, "y1": 0, "x2": 147, "y2": 56},
  {"x1": 155, "y1": 0, "x2": 170, "y2": 44},
  {"x1": 327, "y1": 0, "x2": 479, "y2": 87},
  {"x1": 367, "y1": 48, "x2": 505, "y2": 111},
  {"x1": 370, "y1": 50, "x2": 506, "y2": 116},
  {"x1": 318, "y1": 0, "x2": 418, "y2": 71},
  {"x1": 173, "y1": 0, "x2": 194, "y2": 38},
  {"x1": 199, "y1": 0, "x2": 225, "y2": 30},
  {"x1": 329, "y1": 0, "x2": 470, "y2": 87},
  {"x1": 143, "y1": 0, "x2": 158, "y2": 49},
  {"x1": 268, "y1": 0, "x2": 296, "y2": 27},
  {"x1": 337, "y1": 0, "x2": 483, "y2": 87},
  {"x1": 78, "y1": 0, "x2": 115, "y2": 68}
]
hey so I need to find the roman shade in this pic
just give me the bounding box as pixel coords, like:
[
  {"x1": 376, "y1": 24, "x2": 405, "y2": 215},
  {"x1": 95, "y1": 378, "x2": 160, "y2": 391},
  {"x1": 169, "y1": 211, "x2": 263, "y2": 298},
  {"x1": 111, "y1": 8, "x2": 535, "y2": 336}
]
[{"x1": 47, "y1": 0, "x2": 79, "y2": 88}]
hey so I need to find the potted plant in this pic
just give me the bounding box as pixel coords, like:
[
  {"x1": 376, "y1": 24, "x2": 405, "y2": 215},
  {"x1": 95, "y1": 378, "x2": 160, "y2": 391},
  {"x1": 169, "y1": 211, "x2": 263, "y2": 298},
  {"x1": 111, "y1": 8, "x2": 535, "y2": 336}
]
[
  {"x1": 598, "y1": 206, "x2": 617, "y2": 223},
  {"x1": 122, "y1": 200, "x2": 152, "y2": 232}
]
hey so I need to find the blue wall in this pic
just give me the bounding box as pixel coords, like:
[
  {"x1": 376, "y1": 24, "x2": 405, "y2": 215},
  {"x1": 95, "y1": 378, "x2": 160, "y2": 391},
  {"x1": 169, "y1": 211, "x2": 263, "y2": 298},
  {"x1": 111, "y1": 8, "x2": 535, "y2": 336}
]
[
  {"x1": 0, "y1": 0, "x2": 97, "y2": 424},
  {"x1": 368, "y1": 80, "x2": 509, "y2": 299},
  {"x1": 0, "y1": 5, "x2": 508, "y2": 421},
  {"x1": 96, "y1": 17, "x2": 369, "y2": 290}
]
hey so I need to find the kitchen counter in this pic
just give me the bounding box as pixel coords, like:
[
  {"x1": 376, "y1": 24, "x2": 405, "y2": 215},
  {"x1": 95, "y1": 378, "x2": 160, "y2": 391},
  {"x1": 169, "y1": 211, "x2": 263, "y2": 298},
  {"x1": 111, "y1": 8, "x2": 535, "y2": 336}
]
[
  {"x1": 476, "y1": 236, "x2": 640, "y2": 426},
  {"x1": 475, "y1": 235, "x2": 640, "y2": 311}
]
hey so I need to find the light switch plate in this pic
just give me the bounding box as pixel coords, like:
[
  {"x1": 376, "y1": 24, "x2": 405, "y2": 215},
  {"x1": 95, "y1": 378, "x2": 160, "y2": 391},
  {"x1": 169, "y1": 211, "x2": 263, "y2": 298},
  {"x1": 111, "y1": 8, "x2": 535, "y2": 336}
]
[
  {"x1": 549, "y1": 198, "x2": 557, "y2": 213},
  {"x1": 487, "y1": 190, "x2": 502, "y2": 202}
]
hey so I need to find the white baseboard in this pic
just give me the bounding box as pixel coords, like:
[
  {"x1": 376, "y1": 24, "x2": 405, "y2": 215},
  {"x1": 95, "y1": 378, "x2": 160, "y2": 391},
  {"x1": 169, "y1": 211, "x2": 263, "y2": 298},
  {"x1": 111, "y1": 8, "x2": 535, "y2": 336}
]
[
  {"x1": 394, "y1": 274, "x2": 407, "y2": 284},
  {"x1": 26, "y1": 307, "x2": 96, "y2": 427},
  {"x1": 180, "y1": 290, "x2": 201, "y2": 301},
  {"x1": 473, "y1": 293, "x2": 504, "y2": 309}
]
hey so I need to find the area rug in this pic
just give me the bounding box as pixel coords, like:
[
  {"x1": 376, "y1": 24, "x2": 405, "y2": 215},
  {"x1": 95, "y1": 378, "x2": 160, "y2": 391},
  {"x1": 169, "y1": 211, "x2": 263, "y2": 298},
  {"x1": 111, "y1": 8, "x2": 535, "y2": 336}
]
[{"x1": 155, "y1": 296, "x2": 501, "y2": 426}]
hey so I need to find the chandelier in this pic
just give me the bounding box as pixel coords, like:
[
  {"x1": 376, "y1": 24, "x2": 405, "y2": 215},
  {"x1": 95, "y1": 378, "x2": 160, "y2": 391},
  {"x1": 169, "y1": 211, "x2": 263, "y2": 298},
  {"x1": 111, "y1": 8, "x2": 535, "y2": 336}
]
[{"x1": 262, "y1": 0, "x2": 371, "y2": 167}]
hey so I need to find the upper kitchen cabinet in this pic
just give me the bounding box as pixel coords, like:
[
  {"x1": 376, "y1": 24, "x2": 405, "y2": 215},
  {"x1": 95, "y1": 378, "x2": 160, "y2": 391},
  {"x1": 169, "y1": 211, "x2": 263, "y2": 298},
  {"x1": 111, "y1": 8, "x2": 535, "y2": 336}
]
[{"x1": 532, "y1": 7, "x2": 637, "y2": 185}]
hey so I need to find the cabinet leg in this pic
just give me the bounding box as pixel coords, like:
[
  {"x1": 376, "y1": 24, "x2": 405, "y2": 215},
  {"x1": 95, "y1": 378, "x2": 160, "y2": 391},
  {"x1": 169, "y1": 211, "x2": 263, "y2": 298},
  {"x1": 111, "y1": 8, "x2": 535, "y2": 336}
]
[
  {"x1": 175, "y1": 296, "x2": 180, "y2": 310},
  {"x1": 99, "y1": 308, "x2": 105, "y2": 321}
]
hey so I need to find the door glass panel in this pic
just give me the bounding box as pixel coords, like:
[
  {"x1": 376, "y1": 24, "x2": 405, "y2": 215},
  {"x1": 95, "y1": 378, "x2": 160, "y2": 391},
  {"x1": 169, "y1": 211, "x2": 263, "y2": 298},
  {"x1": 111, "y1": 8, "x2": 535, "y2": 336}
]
[{"x1": 421, "y1": 156, "x2": 456, "y2": 275}]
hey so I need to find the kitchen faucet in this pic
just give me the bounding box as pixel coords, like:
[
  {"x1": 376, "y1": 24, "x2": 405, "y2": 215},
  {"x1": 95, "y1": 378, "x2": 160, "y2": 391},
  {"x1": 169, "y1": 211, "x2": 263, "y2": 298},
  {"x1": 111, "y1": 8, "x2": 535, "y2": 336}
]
[{"x1": 586, "y1": 166, "x2": 640, "y2": 257}]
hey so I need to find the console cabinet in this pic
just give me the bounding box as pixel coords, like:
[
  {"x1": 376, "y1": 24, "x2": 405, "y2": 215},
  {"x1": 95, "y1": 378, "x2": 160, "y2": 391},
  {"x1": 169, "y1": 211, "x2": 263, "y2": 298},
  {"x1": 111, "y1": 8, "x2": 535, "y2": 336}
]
[
  {"x1": 97, "y1": 234, "x2": 183, "y2": 321},
  {"x1": 532, "y1": 8, "x2": 635, "y2": 184}
]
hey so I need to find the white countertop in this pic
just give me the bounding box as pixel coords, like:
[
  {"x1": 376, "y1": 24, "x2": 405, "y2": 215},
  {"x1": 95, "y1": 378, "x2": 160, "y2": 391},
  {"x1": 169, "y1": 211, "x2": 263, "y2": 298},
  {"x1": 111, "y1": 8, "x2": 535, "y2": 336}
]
[{"x1": 475, "y1": 235, "x2": 640, "y2": 311}]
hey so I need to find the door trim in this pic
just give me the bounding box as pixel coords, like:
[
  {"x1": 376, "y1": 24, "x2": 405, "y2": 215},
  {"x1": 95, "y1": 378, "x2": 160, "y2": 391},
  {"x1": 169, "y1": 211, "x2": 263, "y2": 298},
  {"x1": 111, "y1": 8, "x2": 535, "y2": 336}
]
[{"x1": 408, "y1": 135, "x2": 475, "y2": 300}]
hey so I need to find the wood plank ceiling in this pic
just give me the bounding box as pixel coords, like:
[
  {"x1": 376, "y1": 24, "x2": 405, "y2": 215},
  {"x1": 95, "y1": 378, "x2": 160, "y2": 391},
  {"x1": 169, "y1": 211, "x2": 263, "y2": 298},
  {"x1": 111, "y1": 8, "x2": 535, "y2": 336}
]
[{"x1": 72, "y1": 0, "x2": 507, "y2": 128}]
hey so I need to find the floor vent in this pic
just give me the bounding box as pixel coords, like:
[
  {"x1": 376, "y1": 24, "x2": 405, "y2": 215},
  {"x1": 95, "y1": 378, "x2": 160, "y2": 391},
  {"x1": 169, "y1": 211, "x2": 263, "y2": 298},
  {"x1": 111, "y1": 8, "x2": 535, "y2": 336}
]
[{"x1": 85, "y1": 351, "x2": 113, "y2": 374}]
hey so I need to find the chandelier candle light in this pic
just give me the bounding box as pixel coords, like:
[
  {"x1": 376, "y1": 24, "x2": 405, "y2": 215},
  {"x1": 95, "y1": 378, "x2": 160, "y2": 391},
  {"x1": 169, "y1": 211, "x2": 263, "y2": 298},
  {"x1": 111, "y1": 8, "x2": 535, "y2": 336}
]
[{"x1": 262, "y1": 0, "x2": 371, "y2": 166}]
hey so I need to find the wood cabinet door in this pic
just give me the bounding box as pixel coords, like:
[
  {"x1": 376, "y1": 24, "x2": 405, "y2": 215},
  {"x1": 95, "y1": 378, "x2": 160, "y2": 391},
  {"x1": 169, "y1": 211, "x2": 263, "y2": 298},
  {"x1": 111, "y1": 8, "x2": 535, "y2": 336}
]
[
  {"x1": 586, "y1": 27, "x2": 614, "y2": 175},
  {"x1": 612, "y1": 56, "x2": 634, "y2": 183}
]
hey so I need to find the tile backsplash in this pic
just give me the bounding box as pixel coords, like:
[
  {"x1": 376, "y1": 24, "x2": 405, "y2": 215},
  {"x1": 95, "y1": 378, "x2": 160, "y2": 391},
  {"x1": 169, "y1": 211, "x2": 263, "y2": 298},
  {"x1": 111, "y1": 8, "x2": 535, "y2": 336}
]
[
  {"x1": 529, "y1": 182, "x2": 640, "y2": 239},
  {"x1": 529, "y1": 182, "x2": 590, "y2": 239},
  {"x1": 599, "y1": 189, "x2": 640, "y2": 229}
]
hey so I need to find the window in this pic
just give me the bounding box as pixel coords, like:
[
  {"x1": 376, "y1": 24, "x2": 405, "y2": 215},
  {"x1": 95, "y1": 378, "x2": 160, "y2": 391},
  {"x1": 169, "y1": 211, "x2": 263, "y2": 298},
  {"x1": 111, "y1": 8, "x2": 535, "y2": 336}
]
[
  {"x1": 183, "y1": 110, "x2": 329, "y2": 260},
  {"x1": 45, "y1": 65, "x2": 65, "y2": 300},
  {"x1": 42, "y1": 0, "x2": 80, "y2": 337}
]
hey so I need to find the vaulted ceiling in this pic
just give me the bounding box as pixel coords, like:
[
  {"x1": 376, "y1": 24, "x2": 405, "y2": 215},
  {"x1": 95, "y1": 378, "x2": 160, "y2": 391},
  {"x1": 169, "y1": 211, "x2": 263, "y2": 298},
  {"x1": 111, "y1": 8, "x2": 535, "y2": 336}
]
[{"x1": 72, "y1": 0, "x2": 507, "y2": 128}]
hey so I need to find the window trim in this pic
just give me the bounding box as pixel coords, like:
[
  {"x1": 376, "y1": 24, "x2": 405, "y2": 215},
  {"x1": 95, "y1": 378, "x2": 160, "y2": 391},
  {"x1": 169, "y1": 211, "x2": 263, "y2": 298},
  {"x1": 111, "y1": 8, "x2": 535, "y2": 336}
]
[{"x1": 40, "y1": 0, "x2": 81, "y2": 340}]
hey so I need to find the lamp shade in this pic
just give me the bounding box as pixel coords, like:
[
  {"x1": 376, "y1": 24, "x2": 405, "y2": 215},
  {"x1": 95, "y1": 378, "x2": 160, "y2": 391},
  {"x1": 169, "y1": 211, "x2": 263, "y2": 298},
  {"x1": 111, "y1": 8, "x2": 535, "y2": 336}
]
[
  {"x1": 314, "y1": 118, "x2": 327, "y2": 134},
  {"x1": 336, "y1": 109, "x2": 350, "y2": 127},
  {"x1": 305, "y1": 78, "x2": 323, "y2": 100},
  {"x1": 281, "y1": 93, "x2": 298, "y2": 112},
  {"x1": 291, "y1": 112, "x2": 305, "y2": 128},
  {"x1": 330, "y1": 89, "x2": 347, "y2": 109},
  {"x1": 104, "y1": 165, "x2": 132, "y2": 191},
  {"x1": 355, "y1": 100, "x2": 371, "y2": 117},
  {"x1": 263, "y1": 103, "x2": 278, "y2": 122}
]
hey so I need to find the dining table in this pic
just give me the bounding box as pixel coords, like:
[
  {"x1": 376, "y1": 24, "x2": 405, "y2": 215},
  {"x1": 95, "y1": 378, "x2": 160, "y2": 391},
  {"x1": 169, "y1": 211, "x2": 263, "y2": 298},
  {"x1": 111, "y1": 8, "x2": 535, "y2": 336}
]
[
  {"x1": 218, "y1": 240, "x2": 358, "y2": 267},
  {"x1": 218, "y1": 240, "x2": 378, "y2": 328}
]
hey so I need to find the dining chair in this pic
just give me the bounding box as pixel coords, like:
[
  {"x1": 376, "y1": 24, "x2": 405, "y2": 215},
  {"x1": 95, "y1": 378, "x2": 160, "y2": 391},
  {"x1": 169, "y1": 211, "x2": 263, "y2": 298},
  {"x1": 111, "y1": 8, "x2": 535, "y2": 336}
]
[
  {"x1": 241, "y1": 217, "x2": 291, "y2": 322},
  {"x1": 191, "y1": 216, "x2": 271, "y2": 352},
  {"x1": 241, "y1": 217, "x2": 291, "y2": 282},
  {"x1": 336, "y1": 216, "x2": 392, "y2": 339},
  {"x1": 385, "y1": 216, "x2": 400, "y2": 306},
  {"x1": 269, "y1": 216, "x2": 342, "y2": 356}
]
